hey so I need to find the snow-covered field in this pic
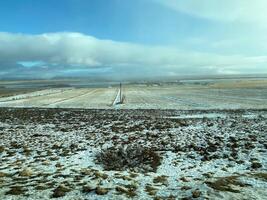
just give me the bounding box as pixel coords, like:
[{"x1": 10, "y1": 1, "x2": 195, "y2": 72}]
[
  {"x1": 0, "y1": 88, "x2": 70, "y2": 103},
  {"x1": 0, "y1": 79, "x2": 266, "y2": 110},
  {"x1": 120, "y1": 83, "x2": 267, "y2": 109},
  {"x1": 0, "y1": 108, "x2": 266, "y2": 200},
  {"x1": 0, "y1": 79, "x2": 266, "y2": 199},
  {"x1": 0, "y1": 88, "x2": 117, "y2": 109}
]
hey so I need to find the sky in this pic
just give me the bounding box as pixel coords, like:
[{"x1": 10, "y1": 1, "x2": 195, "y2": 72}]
[{"x1": 0, "y1": 0, "x2": 267, "y2": 80}]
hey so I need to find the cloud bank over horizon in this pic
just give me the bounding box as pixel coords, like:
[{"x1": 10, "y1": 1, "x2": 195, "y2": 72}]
[
  {"x1": 0, "y1": 32, "x2": 266, "y2": 80},
  {"x1": 0, "y1": 0, "x2": 267, "y2": 80}
]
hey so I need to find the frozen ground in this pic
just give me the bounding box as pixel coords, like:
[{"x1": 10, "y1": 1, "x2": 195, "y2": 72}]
[
  {"x1": 0, "y1": 88, "x2": 117, "y2": 109},
  {"x1": 0, "y1": 79, "x2": 266, "y2": 110},
  {"x1": 120, "y1": 82, "x2": 267, "y2": 110},
  {"x1": 0, "y1": 108, "x2": 266, "y2": 200}
]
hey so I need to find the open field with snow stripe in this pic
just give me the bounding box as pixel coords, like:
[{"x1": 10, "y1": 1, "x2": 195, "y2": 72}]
[
  {"x1": 120, "y1": 82, "x2": 267, "y2": 109},
  {"x1": 49, "y1": 88, "x2": 118, "y2": 108},
  {"x1": 0, "y1": 79, "x2": 266, "y2": 109},
  {"x1": 0, "y1": 88, "x2": 117, "y2": 108}
]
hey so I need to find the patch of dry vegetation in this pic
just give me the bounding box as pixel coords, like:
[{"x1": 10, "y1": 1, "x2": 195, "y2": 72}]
[
  {"x1": 205, "y1": 176, "x2": 251, "y2": 193},
  {"x1": 210, "y1": 80, "x2": 267, "y2": 89},
  {"x1": 95, "y1": 145, "x2": 162, "y2": 172}
]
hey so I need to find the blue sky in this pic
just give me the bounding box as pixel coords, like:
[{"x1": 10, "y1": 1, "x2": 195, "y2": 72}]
[
  {"x1": 0, "y1": 0, "x2": 267, "y2": 79},
  {"x1": 0, "y1": 0, "x2": 213, "y2": 45}
]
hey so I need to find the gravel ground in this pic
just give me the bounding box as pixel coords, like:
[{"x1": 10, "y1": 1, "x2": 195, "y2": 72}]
[{"x1": 0, "y1": 108, "x2": 266, "y2": 200}]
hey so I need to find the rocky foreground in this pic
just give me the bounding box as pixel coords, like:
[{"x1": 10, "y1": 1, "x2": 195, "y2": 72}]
[{"x1": 0, "y1": 108, "x2": 266, "y2": 200}]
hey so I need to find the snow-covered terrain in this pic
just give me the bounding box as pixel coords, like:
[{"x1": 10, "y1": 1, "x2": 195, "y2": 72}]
[
  {"x1": 0, "y1": 108, "x2": 266, "y2": 200},
  {"x1": 0, "y1": 88, "x2": 117, "y2": 109},
  {"x1": 0, "y1": 88, "x2": 70, "y2": 102},
  {"x1": 0, "y1": 80, "x2": 266, "y2": 110}
]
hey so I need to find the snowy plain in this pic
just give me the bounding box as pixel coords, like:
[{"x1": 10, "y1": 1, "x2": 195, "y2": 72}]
[{"x1": 0, "y1": 78, "x2": 266, "y2": 199}]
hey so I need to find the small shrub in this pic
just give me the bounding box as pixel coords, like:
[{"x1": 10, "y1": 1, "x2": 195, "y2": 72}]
[{"x1": 95, "y1": 145, "x2": 162, "y2": 172}]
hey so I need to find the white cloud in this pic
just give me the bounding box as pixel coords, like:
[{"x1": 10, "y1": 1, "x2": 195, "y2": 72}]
[
  {"x1": 0, "y1": 32, "x2": 266, "y2": 79},
  {"x1": 154, "y1": 0, "x2": 267, "y2": 24}
]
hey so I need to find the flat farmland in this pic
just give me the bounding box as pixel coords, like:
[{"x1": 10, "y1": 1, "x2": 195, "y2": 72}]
[
  {"x1": 122, "y1": 84, "x2": 267, "y2": 109},
  {"x1": 0, "y1": 79, "x2": 266, "y2": 109},
  {"x1": 0, "y1": 78, "x2": 266, "y2": 200},
  {"x1": 0, "y1": 88, "x2": 117, "y2": 109}
]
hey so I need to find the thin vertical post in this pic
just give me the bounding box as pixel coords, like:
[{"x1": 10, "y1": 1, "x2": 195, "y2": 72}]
[{"x1": 120, "y1": 82, "x2": 122, "y2": 103}]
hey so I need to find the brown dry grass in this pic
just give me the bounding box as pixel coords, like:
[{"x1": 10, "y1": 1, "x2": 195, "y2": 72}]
[
  {"x1": 95, "y1": 145, "x2": 162, "y2": 172},
  {"x1": 210, "y1": 80, "x2": 267, "y2": 89}
]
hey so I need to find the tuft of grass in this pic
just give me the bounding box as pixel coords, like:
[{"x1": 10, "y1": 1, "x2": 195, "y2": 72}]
[
  {"x1": 205, "y1": 176, "x2": 251, "y2": 193},
  {"x1": 5, "y1": 186, "x2": 27, "y2": 196},
  {"x1": 153, "y1": 175, "x2": 168, "y2": 186},
  {"x1": 51, "y1": 185, "x2": 71, "y2": 198},
  {"x1": 95, "y1": 145, "x2": 162, "y2": 172},
  {"x1": 145, "y1": 185, "x2": 158, "y2": 196},
  {"x1": 116, "y1": 184, "x2": 138, "y2": 197},
  {"x1": 0, "y1": 146, "x2": 5, "y2": 153},
  {"x1": 251, "y1": 172, "x2": 267, "y2": 181}
]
